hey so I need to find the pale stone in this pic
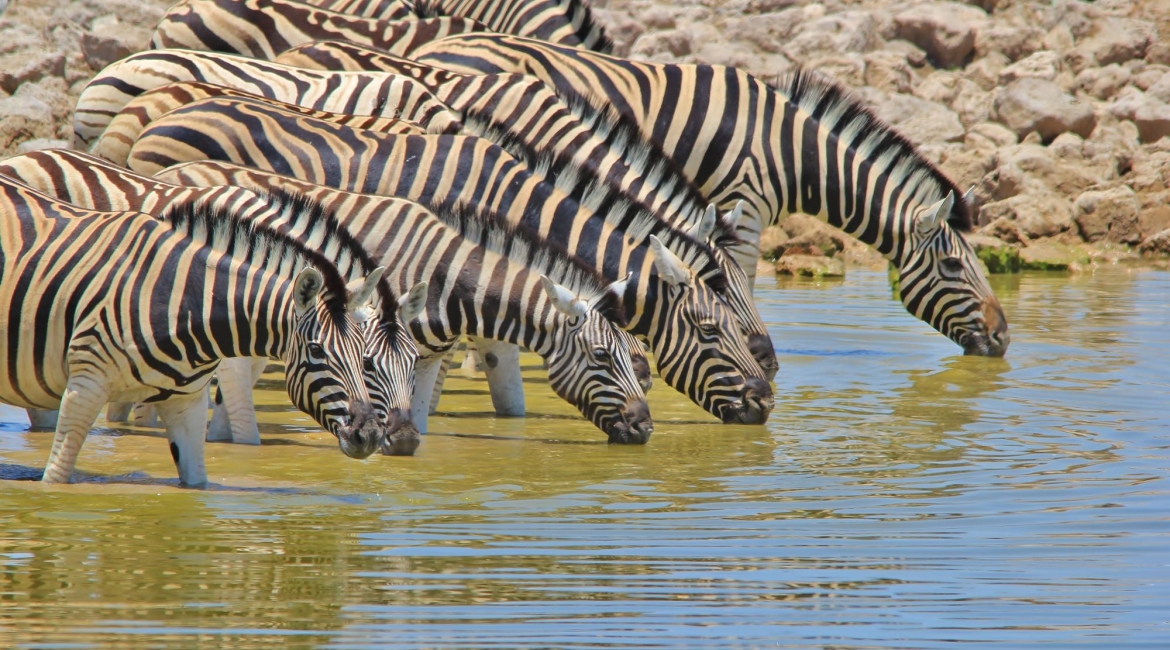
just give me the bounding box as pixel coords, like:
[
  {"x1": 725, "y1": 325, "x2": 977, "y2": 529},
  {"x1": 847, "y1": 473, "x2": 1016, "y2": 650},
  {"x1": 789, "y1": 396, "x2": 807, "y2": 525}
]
[
  {"x1": 1073, "y1": 186, "x2": 1141, "y2": 244},
  {"x1": 863, "y1": 50, "x2": 913, "y2": 93},
  {"x1": 775, "y1": 254, "x2": 845, "y2": 277},
  {"x1": 15, "y1": 137, "x2": 69, "y2": 154},
  {"x1": 975, "y1": 25, "x2": 1043, "y2": 62},
  {"x1": 892, "y1": 1, "x2": 987, "y2": 69},
  {"x1": 631, "y1": 30, "x2": 693, "y2": 58},
  {"x1": 873, "y1": 92, "x2": 965, "y2": 145},
  {"x1": 0, "y1": 51, "x2": 65, "y2": 94},
  {"x1": 979, "y1": 192, "x2": 1074, "y2": 241},
  {"x1": 993, "y1": 78, "x2": 1096, "y2": 141},
  {"x1": 998, "y1": 50, "x2": 1062, "y2": 84}
]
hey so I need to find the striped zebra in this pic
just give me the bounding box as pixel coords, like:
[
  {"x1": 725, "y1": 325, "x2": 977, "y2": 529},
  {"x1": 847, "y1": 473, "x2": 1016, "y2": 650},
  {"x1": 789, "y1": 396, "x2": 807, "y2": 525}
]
[
  {"x1": 0, "y1": 177, "x2": 388, "y2": 485},
  {"x1": 270, "y1": 40, "x2": 776, "y2": 377},
  {"x1": 0, "y1": 149, "x2": 429, "y2": 455},
  {"x1": 158, "y1": 0, "x2": 612, "y2": 52},
  {"x1": 0, "y1": 149, "x2": 651, "y2": 441},
  {"x1": 92, "y1": 81, "x2": 433, "y2": 166},
  {"x1": 158, "y1": 162, "x2": 652, "y2": 441},
  {"x1": 80, "y1": 44, "x2": 776, "y2": 379},
  {"x1": 73, "y1": 49, "x2": 462, "y2": 150},
  {"x1": 409, "y1": 34, "x2": 1011, "y2": 356},
  {"x1": 151, "y1": 0, "x2": 484, "y2": 60},
  {"x1": 127, "y1": 98, "x2": 774, "y2": 424}
]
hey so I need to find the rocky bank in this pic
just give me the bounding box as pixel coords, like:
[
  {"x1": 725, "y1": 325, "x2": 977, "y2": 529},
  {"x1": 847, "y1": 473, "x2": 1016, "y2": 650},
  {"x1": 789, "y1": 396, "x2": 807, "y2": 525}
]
[{"x1": 1, "y1": 0, "x2": 1168, "y2": 272}]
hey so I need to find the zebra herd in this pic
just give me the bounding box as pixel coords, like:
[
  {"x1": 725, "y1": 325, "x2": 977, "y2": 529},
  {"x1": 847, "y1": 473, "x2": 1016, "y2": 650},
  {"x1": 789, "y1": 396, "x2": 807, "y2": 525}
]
[{"x1": 0, "y1": 0, "x2": 1010, "y2": 487}]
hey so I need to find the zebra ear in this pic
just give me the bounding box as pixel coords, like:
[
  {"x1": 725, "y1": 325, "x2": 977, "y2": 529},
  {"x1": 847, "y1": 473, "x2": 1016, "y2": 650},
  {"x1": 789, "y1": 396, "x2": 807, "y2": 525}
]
[
  {"x1": 687, "y1": 204, "x2": 718, "y2": 242},
  {"x1": 915, "y1": 192, "x2": 954, "y2": 237},
  {"x1": 398, "y1": 281, "x2": 428, "y2": 322},
  {"x1": 293, "y1": 267, "x2": 325, "y2": 315},
  {"x1": 591, "y1": 272, "x2": 632, "y2": 328},
  {"x1": 595, "y1": 271, "x2": 632, "y2": 306},
  {"x1": 722, "y1": 201, "x2": 745, "y2": 230},
  {"x1": 650, "y1": 235, "x2": 691, "y2": 287},
  {"x1": 346, "y1": 266, "x2": 387, "y2": 322},
  {"x1": 540, "y1": 275, "x2": 588, "y2": 320}
]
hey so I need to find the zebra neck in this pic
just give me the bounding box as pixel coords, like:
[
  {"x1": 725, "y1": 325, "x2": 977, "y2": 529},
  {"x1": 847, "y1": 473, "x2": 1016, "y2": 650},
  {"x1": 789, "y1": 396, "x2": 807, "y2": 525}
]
[{"x1": 207, "y1": 254, "x2": 297, "y2": 360}]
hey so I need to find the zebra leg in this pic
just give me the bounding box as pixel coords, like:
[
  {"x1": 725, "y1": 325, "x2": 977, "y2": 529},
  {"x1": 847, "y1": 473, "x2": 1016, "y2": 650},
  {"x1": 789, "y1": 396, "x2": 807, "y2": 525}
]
[
  {"x1": 427, "y1": 349, "x2": 455, "y2": 416},
  {"x1": 207, "y1": 357, "x2": 264, "y2": 445},
  {"x1": 26, "y1": 408, "x2": 59, "y2": 431},
  {"x1": 155, "y1": 390, "x2": 210, "y2": 488},
  {"x1": 411, "y1": 354, "x2": 446, "y2": 434},
  {"x1": 469, "y1": 337, "x2": 526, "y2": 417},
  {"x1": 131, "y1": 403, "x2": 160, "y2": 427},
  {"x1": 42, "y1": 376, "x2": 108, "y2": 484},
  {"x1": 106, "y1": 402, "x2": 133, "y2": 422}
]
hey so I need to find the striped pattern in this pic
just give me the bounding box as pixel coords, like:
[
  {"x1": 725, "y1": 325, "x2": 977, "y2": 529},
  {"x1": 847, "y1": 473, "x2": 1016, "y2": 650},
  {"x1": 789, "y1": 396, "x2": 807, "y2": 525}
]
[
  {"x1": 411, "y1": 33, "x2": 1010, "y2": 356},
  {"x1": 151, "y1": 0, "x2": 483, "y2": 59},
  {"x1": 0, "y1": 177, "x2": 385, "y2": 484},
  {"x1": 158, "y1": 161, "x2": 653, "y2": 442},
  {"x1": 93, "y1": 81, "x2": 430, "y2": 166},
  {"x1": 0, "y1": 149, "x2": 423, "y2": 452},
  {"x1": 73, "y1": 49, "x2": 461, "y2": 150},
  {"x1": 274, "y1": 40, "x2": 776, "y2": 376},
  {"x1": 127, "y1": 97, "x2": 773, "y2": 424}
]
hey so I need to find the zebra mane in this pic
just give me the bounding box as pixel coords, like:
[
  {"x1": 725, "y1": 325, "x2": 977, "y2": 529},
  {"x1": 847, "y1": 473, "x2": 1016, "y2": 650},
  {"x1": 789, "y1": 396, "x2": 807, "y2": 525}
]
[
  {"x1": 158, "y1": 191, "x2": 397, "y2": 335},
  {"x1": 458, "y1": 117, "x2": 730, "y2": 294},
  {"x1": 776, "y1": 69, "x2": 973, "y2": 232},
  {"x1": 426, "y1": 199, "x2": 628, "y2": 326},
  {"x1": 409, "y1": 0, "x2": 443, "y2": 18},
  {"x1": 564, "y1": 0, "x2": 615, "y2": 54}
]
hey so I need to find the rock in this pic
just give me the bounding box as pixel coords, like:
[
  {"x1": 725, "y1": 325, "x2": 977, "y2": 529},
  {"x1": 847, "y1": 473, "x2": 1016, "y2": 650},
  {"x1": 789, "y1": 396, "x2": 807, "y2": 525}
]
[
  {"x1": 592, "y1": 9, "x2": 644, "y2": 56},
  {"x1": 758, "y1": 225, "x2": 790, "y2": 261},
  {"x1": 864, "y1": 50, "x2": 913, "y2": 93},
  {"x1": 938, "y1": 148, "x2": 993, "y2": 191},
  {"x1": 1131, "y1": 68, "x2": 1168, "y2": 92},
  {"x1": 81, "y1": 32, "x2": 132, "y2": 72},
  {"x1": 1075, "y1": 17, "x2": 1155, "y2": 68},
  {"x1": 967, "y1": 234, "x2": 1020, "y2": 273},
  {"x1": 1132, "y1": 101, "x2": 1170, "y2": 143},
  {"x1": 1147, "y1": 73, "x2": 1170, "y2": 103},
  {"x1": 1140, "y1": 228, "x2": 1170, "y2": 255},
  {"x1": 0, "y1": 95, "x2": 54, "y2": 125},
  {"x1": 892, "y1": 2, "x2": 986, "y2": 69},
  {"x1": 885, "y1": 39, "x2": 929, "y2": 67},
  {"x1": 1048, "y1": 132, "x2": 1084, "y2": 159},
  {"x1": 993, "y1": 79, "x2": 1096, "y2": 142},
  {"x1": 777, "y1": 213, "x2": 849, "y2": 254},
  {"x1": 728, "y1": 9, "x2": 804, "y2": 54},
  {"x1": 1019, "y1": 240, "x2": 1092, "y2": 271},
  {"x1": 1043, "y1": 24, "x2": 1075, "y2": 54},
  {"x1": 1075, "y1": 64, "x2": 1131, "y2": 99},
  {"x1": 996, "y1": 142, "x2": 1098, "y2": 196},
  {"x1": 775, "y1": 254, "x2": 845, "y2": 277},
  {"x1": 872, "y1": 92, "x2": 965, "y2": 145},
  {"x1": 998, "y1": 50, "x2": 1063, "y2": 84},
  {"x1": 975, "y1": 25, "x2": 1043, "y2": 62},
  {"x1": 965, "y1": 121, "x2": 1018, "y2": 151},
  {"x1": 640, "y1": 7, "x2": 676, "y2": 31},
  {"x1": 803, "y1": 53, "x2": 866, "y2": 87},
  {"x1": 1073, "y1": 186, "x2": 1141, "y2": 244},
  {"x1": 1139, "y1": 205, "x2": 1170, "y2": 242},
  {"x1": 15, "y1": 138, "x2": 69, "y2": 154},
  {"x1": 783, "y1": 11, "x2": 877, "y2": 62},
  {"x1": 0, "y1": 51, "x2": 66, "y2": 94},
  {"x1": 979, "y1": 192, "x2": 1074, "y2": 242},
  {"x1": 964, "y1": 51, "x2": 1009, "y2": 91},
  {"x1": 720, "y1": 0, "x2": 799, "y2": 15},
  {"x1": 631, "y1": 30, "x2": 693, "y2": 58}
]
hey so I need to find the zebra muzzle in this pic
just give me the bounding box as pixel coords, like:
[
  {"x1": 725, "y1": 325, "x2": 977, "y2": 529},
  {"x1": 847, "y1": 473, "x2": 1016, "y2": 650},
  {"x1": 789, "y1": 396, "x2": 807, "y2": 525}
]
[
  {"x1": 380, "y1": 408, "x2": 421, "y2": 457},
  {"x1": 723, "y1": 377, "x2": 774, "y2": 425},
  {"x1": 338, "y1": 400, "x2": 384, "y2": 459},
  {"x1": 607, "y1": 399, "x2": 653, "y2": 444}
]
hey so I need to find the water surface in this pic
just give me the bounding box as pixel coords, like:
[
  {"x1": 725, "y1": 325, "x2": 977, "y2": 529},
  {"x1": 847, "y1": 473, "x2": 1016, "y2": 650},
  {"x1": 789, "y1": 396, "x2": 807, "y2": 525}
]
[{"x1": 1, "y1": 267, "x2": 1167, "y2": 648}]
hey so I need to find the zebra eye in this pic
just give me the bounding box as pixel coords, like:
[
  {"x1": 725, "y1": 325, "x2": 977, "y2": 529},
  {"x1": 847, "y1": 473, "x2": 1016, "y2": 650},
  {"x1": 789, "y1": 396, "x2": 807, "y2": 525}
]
[
  {"x1": 363, "y1": 356, "x2": 376, "y2": 372},
  {"x1": 591, "y1": 348, "x2": 611, "y2": 363},
  {"x1": 699, "y1": 322, "x2": 718, "y2": 336},
  {"x1": 307, "y1": 342, "x2": 326, "y2": 359},
  {"x1": 940, "y1": 257, "x2": 964, "y2": 278}
]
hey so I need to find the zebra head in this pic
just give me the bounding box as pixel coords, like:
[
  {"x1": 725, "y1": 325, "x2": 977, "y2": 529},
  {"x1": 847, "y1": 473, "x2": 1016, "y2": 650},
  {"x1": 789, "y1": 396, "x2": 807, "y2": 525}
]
[
  {"x1": 898, "y1": 191, "x2": 1010, "y2": 357},
  {"x1": 688, "y1": 203, "x2": 779, "y2": 380},
  {"x1": 353, "y1": 281, "x2": 428, "y2": 458},
  {"x1": 285, "y1": 266, "x2": 385, "y2": 459},
  {"x1": 539, "y1": 275, "x2": 653, "y2": 444},
  {"x1": 647, "y1": 236, "x2": 774, "y2": 425}
]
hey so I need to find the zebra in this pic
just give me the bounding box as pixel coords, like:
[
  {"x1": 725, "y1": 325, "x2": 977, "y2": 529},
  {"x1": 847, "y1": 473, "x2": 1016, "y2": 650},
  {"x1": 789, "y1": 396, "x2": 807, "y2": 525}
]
[
  {"x1": 151, "y1": 0, "x2": 485, "y2": 60},
  {"x1": 157, "y1": 161, "x2": 653, "y2": 442},
  {"x1": 126, "y1": 98, "x2": 774, "y2": 424},
  {"x1": 92, "y1": 81, "x2": 435, "y2": 167},
  {"x1": 0, "y1": 149, "x2": 429, "y2": 455},
  {"x1": 270, "y1": 39, "x2": 776, "y2": 377},
  {"x1": 156, "y1": 0, "x2": 612, "y2": 52},
  {"x1": 408, "y1": 34, "x2": 1011, "y2": 357},
  {"x1": 73, "y1": 49, "x2": 462, "y2": 150},
  {"x1": 79, "y1": 43, "x2": 777, "y2": 380},
  {"x1": 0, "y1": 177, "x2": 389, "y2": 485},
  {"x1": 0, "y1": 148, "x2": 651, "y2": 440}
]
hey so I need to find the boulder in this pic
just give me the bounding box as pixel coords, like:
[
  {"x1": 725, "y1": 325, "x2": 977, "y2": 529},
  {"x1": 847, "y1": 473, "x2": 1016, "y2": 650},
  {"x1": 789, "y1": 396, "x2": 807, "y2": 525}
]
[
  {"x1": 1147, "y1": 73, "x2": 1170, "y2": 103},
  {"x1": 964, "y1": 121, "x2": 1018, "y2": 151},
  {"x1": 777, "y1": 214, "x2": 849, "y2": 254},
  {"x1": 863, "y1": 50, "x2": 913, "y2": 93},
  {"x1": 1132, "y1": 102, "x2": 1170, "y2": 143},
  {"x1": 1073, "y1": 186, "x2": 1141, "y2": 244},
  {"x1": 992, "y1": 79, "x2": 1096, "y2": 141},
  {"x1": 640, "y1": 8, "x2": 677, "y2": 31},
  {"x1": 1131, "y1": 68, "x2": 1169, "y2": 92},
  {"x1": 804, "y1": 53, "x2": 867, "y2": 87},
  {"x1": 885, "y1": 39, "x2": 929, "y2": 68},
  {"x1": 631, "y1": 30, "x2": 693, "y2": 58},
  {"x1": 758, "y1": 225, "x2": 790, "y2": 261},
  {"x1": 1075, "y1": 64, "x2": 1132, "y2": 100},
  {"x1": 979, "y1": 192, "x2": 1074, "y2": 242},
  {"x1": 0, "y1": 95, "x2": 54, "y2": 125},
  {"x1": 592, "y1": 10, "x2": 644, "y2": 56},
  {"x1": 1138, "y1": 204, "x2": 1170, "y2": 242},
  {"x1": 720, "y1": 0, "x2": 800, "y2": 15},
  {"x1": 1048, "y1": 132, "x2": 1084, "y2": 160},
  {"x1": 892, "y1": 2, "x2": 986, "y2": 69},
  {"x1": 964, "y1": 51, "x2": 1009, "y2": 91},
  {"x1": 998, "y1": 50, "x2": 1062, "y2": 84},
  {"x1": 81, "y1": 16, "x2": 152, "y2": 72},
  {"x1": 783, "y1": 11, "x2": 877, "y2": 62},
  {"x1": 872, "y1": 92, "x2": 965, "y2": 146},
  {"x1": 0, "y1": 51, "x2": 65, "y2": 95},
  {"x1": 775, "y1": 254, "x2": 845, "y2": 278},
  {"x1": 1140, "y1": 228, "x2": 1170, "y2": 256},
  {"x1": 966, "y1": 234, "x2": 1020, "y2": 274},
  {"x1": 729, "y1": 9, "x2": 804, "y2": 54},
  {"x1": 975, "y1": 25, "x2": 1043, "y2": 62},
  {"x1": 15, "y1": 138, "x2": 69, "y2": 154},
  {"x1": 1019, "y1": 241, "x2": 1091, "y2": 271},
  {"x1": 1074, "y1": 18, "x2": 1155, "y2": 68}
]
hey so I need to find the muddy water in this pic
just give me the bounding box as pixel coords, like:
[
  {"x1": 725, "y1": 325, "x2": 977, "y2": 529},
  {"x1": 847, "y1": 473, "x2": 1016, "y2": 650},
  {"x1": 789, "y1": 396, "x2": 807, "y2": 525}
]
[{"x1": 1, "y1": 267, "x2": 1167, "y2": 648}]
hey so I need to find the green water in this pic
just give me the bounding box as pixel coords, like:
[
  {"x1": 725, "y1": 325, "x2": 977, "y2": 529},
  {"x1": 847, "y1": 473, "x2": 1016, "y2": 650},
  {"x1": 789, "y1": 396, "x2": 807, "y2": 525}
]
[{"x1": 1, "y1": 268, "x2": 1167, "y2": 648}]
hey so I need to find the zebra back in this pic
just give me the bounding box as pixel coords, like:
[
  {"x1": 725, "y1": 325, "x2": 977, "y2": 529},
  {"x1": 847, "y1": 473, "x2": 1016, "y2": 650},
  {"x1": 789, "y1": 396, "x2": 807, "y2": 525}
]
[
  {"x1": 74, "y1": 48, "x2": 461, "y2": 149},
  {"x1": 152, "y1": 0, "x2": 485, "y2": 59},
  {"x1": 93, "y1": 82, "x2": 430, "y2": 166}
]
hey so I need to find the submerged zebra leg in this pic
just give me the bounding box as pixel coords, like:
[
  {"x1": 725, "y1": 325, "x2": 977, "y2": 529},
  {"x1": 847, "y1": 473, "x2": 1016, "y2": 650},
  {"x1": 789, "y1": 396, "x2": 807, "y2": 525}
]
[
  {"x1": 155, "y1": 390, "x2": 210, "y2": 487},
  {"x1": 207, "y1": 357, "x2": 266, "y2": 445},
  {"x1": 470, "y1": 337, "x2": 525, "y2": 417},
  {"x1": 106, "y1": 402, "x2": 133, "y2": 422},
  {"x1": 428, "y1": 348, "x2": 454, "y2": 416},
  {"x1": 131, "y1": 403, "x2": 160, "y2": 427},
  {"x1": 26, "y1": 409, "x2": 58, "y2": 431},
  {"x1": 42, "y1": 376, "x2": 108, "y2": 484},
  {"x1": 411, "y1": 354, "x2": 446, "y2": 434}
]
